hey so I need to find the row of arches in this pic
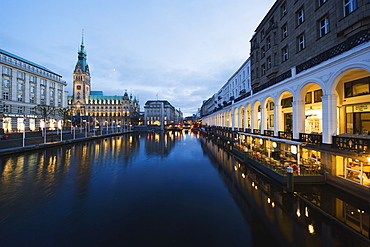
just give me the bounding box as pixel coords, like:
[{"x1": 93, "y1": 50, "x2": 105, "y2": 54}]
[{"x1": 204, "y1": 65, "x2": 370, "y2": 144}]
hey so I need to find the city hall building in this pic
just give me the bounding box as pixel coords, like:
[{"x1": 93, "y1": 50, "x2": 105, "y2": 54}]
[
  {"x1": 0, "y1": 49, "x2": 68, "y2": 132},
  {"x1": 68, "y1": 36, "x2": 140, "y2": 127},
  {"x1": 201, "y1": 0, "x2": 370, "y2": 201}
]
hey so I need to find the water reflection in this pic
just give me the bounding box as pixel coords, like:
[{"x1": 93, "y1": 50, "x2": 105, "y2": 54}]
[
  {"x1": 0, "y1": 132, "x2": 254, "y2": 246},
  {"x1": 200, "y1": 136, "x2": 370, "y2": 247}
]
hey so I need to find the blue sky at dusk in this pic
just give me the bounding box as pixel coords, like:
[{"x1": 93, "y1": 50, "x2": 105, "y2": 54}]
[{"x1": 1, "y1": 0, "x2": 275, "y2": 116}]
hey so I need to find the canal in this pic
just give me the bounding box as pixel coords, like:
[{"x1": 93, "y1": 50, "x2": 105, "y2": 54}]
[{"x1": 0, "y1": 131, "x2": 369, "y2": 246}]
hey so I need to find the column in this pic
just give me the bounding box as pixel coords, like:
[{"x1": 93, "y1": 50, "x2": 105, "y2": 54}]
[
  {"x1": 322, "y1": 94, "x2": 338, "y2": 144},
  {"x1": 274, "y1": 104, "x2": 283, "y2": 136},
  {"x1": 292, "y1": 100, "x2": 305, "y2": 140},
  {"x1": 250, "y1": 109, "x2": 255, "y2": 130},
  {"x1": 260, "y1": 106, "x2": 267, "y2": 134}
]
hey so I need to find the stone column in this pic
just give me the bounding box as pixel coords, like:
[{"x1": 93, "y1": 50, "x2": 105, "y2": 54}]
[
  {"x1": 261, "y1": 106, "x2": 267, "y2": 134},
  {"x1": 250, "y1": 109, "x2": 255, "y2": 130},
  {"x1": 292, "y1": 100, "x2": 305, "y2": 140},
  {"x1": 322, "y1": 94, "x2": 338, "y2": 144},
  {"x1": 274, "y1": 104, "x2": 283, "y2": 136}
]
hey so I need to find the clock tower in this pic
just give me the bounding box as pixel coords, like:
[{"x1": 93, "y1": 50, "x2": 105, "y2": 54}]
[{"x1": 72, "y1": 32, "x2": 90, "y2": 115}]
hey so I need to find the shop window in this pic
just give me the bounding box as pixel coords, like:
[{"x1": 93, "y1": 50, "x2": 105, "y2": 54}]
[
  {"x1": 281, "y1": 97, "x2": 293, "y2": 108},
  {"x1": 314, "y1": 89, "x2": 323, "y2": 102},
  {"x1": 305, "y1": 92, "x2": 312, "y2": 104},
  {"x1": 344, "y1": 158, "x2": 370, "y2": 186},
  {"x1": 344, "y1": 77, "x2": 370, "y2": 97}
]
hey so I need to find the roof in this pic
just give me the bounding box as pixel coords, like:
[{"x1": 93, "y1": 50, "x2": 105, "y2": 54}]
[
  {"x1": 0, "y1": 49, "x2": 61, "y2": 76},
  {"x1": 90, "y1": 91, "x2": 104, "y2": 96}
]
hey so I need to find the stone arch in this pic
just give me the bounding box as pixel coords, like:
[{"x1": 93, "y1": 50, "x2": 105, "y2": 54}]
[{"x1": 333, "y1": 67, "x2": 370, "y2": 135}]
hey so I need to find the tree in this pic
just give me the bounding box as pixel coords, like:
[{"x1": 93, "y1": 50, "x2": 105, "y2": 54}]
[
  {"x1": 56, "y1": 108, "x2": 72, "y2": 128},
  {"x1": 33, "y1": 104, "x2": 55, "y2": 143}
]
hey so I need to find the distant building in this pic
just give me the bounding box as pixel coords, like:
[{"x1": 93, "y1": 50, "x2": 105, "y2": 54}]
[
  {"x1": 68, "y1": 36, "x2": 140, "y2": 127},
  {"x1": 0, "y1": 49, "x2": 67, "y2": 132},
  {"x1": 144, "y1": 100, "x2": 183, "y2": 126}
]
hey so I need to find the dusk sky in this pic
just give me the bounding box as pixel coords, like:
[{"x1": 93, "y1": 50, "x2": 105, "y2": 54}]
[{"x1": 1, "y1": 0, "x2": 275, "y2": 117}]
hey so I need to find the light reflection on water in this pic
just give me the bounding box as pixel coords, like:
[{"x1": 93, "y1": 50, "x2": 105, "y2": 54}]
[{"x1": 0, "y1": 132, "x2": 259, "y2": 247}]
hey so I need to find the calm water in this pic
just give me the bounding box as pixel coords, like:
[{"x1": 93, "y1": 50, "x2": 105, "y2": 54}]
[
  {"x1": 0, "y1": 131, "x2": 369, "y2": 247},
  {"x1": 0, "y1": 131, "x2": 263, "y2": 247}
]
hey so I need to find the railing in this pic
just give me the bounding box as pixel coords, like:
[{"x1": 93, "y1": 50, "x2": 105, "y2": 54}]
[
  {"x1": 253, "y1": 69, "x2": 292, "y2": 94},
  {"x1": 278, "y1": 131, "x2": 293, "y2": 140},
  {"x1": 245, "y1": 128, "x2": 252, "y2": 133},
  {"x1": 332, "y1": 135, "x2": 370, "y2": 154},
  {"x1": 264, "y1": 130, "x2": 274, "y2": 137},
  {"x1": 296, "y1": 28, "x2": 370, "y2": 74},
  {"x1": 299, "y1": 133, "x2": 322, "y2": 145},
  {"x1": 253, "y1": 129, "x2": 261, "y2": 134}
]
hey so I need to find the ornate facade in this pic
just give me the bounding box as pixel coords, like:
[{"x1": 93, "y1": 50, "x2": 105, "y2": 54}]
[
  {"x1": 202, "y1": 0, "x2": 370, "y2": 200},
  {"x1": 68, "y1": 36, "x2": 140, "y2": 127}
]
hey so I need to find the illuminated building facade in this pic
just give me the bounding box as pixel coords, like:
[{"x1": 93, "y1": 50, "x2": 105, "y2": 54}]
[
  {"x1": 68, "y1": 36, "x2": 140, "y2": 127},
  {"x1": 144, "y1": 100, "x2": 183, "y2": 126},
  {"x1": 0, "y1": 49, "x2": 67, "y2": 132},
  {"x1": 201, "y1": 0, "x2": 370, "y2": 200}
]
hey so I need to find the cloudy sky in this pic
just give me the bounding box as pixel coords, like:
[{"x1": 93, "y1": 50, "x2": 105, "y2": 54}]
[{"x1": 1, "y1": 0, "x2": 275, "y2": 117}]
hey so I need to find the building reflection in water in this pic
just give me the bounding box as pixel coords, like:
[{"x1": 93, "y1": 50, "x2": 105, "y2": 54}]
[{"x1": 200, "y1": 136, "x2": 370, "y2": 247}]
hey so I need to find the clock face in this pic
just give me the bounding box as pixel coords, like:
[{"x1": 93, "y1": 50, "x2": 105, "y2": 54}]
[{"x1": 77, "y1": 85, "x2": 81, "y2": 90}]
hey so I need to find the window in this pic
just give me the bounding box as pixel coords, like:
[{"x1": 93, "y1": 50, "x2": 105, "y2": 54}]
[
  {"x1": 40, "y1": 79, "x2": 46, "y2": 85},
  {"x1": 2, "y1": 67, "x2": 11, "y2": 75},
  {"x1": 18, "y1": 82, "x2": 23, "y2": 91},
  {"x1": 305, "y1": 92, "x2": 312, "y2": 104},
  {"x1": 282, "y1": 46, "x2": 289, "y2": 62},
  {"x1": 3, "y1": 79, "x2": 9, "y2": 87},
  {"x1": 297, "y1": 8, "x2": 305, "y2": 25},
  {"x1": 266, "y1": 37, "x2": 271, "y2": 49},
  {"x1": 267, "y1": 56, "x2": 272, "y2": 69},
  {"x1": 261, "y1": 29, "x2": 265, "y2": 39},
  {"x1": 41, "y1": 87, "x2": 45, "y2": 95},
  {"x1": 261, "y1": 46, "x2": 265, "y2": 58},
  {"x1": 30, "y1": 96, "x2": 35, "y2": 103},
  {"x1": 17, "y1": 71, "x2": 25, "y2": 79},
  {"x1": 30, "y1": 84, "x2": 35, "y2": 93},
  {"x1": 261, "y1": 64, "x2": 266, "y2": 76},
  {"x1": 344, "y1": 0, "x2": 356, "y2": 16},
  {"x1": 17, "y1": 106, "x2": 23, "y2": 114},
  {"x1": 281, "y1": 3, "x2": 287, "y2": 17},
  {"x1": 282, "y1": 24, "x2": 288, "y2": 39},
  {"x1": 4, "y1": 105, "x2": 9, "y2": 113},
  {"x1": 281, "y1": 97, "x2": 293, "y2": 108},
  {"x1": 344, "y1": 76, "x2": 370, "y2": 97},
  {"x1": 18, "y1": 94, "x2": 23, "y2": 102},
  {"x1": 30, "y1": 108, "x2": 35, "y2": 114},
  {"x1": 319, "y1": 17, "x2": 329, "y2": 37},
  {"x1": 318, "y1": 0, "x2": 327, "y2": 7},
  {"x1": 3, "y1": 92, "x2": 9, "y2": 100},
  {"x1": 298, "y1": 34, "x2": 305, "y2": 51},
  {"x1": 30, "y1": 75, "x2": 36, "y2": 82},
  {"x1": 314, "y1": 89, "x2": 323, "y2": 102},
  {"x1": 274, "y1": 53, "x2": 278, "y2": 66}
]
